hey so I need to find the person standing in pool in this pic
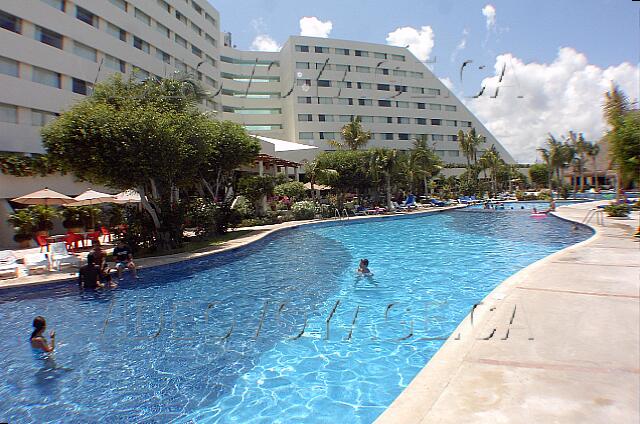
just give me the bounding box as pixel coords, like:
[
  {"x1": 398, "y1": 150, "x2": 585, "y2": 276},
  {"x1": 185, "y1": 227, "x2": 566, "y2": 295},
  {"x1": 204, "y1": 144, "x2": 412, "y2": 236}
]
[
  {"x1": 113, "y1": 240, "x2": 138, "y2": 279},
  {"x1": 79, "y1": 256, "x2": 103, "y2": 290},
  {"x1": 30, "y1": 316, "x2": 55, "y2": 354},
  {"x1": 357, "y1": 259, "x2": 373, "y2": 275}
]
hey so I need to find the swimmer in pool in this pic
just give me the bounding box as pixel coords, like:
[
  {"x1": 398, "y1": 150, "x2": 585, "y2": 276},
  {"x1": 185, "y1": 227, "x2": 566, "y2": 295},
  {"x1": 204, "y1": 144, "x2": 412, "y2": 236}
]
[
  {"x1": 30, "y1": 316, "x2": 55, "y2": 354},
  {"x1": 357, "y1": 259, "x2": 373, "y2": 275}
]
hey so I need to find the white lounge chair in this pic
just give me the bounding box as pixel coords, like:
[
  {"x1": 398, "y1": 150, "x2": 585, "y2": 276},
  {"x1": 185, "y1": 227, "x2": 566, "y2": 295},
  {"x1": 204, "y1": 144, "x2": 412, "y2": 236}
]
[
  {"x1": 49, "y1": 242, "x2": 79, "y2": 271},
  {"x1": 23, "y1": 252, "x2": 50, "y2": 274},
  {"x1": 0, "y1": 250, "x2": 20, "y2": 278}
]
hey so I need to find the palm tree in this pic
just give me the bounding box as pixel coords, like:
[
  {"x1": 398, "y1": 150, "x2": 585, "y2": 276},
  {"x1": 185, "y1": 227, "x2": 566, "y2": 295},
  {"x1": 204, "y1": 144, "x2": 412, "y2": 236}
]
[
  {"x1": 586, "y1": 142, "x2": 600, "y2": 192},
  {"x1": 303, "y1": 159, "x2": 338, "y2": 204},
  {"x1": 411, "y1": 136, "x2": 443, "y2": 196},
  {"x1": 537, "y1": 147, "x2": 554, "y2": 192},
  {"x1": 603, "y1": 83, "x2": 634, "y2": 198},
  {"x1": 479, "y1": 145, "x2": 503, "y2": 195},
  {"x1": 567, "y1": 131, "x2": 588, "y2": 192},
  {"x1": 368, "y1": 148, "x2": 398, "y2": 210},
  {"x1": 328, "y1": 116, "x2": 372, "y2": 150},
  {"x1": 538, "y1": 134, "x2": 563, "y2": 192}
]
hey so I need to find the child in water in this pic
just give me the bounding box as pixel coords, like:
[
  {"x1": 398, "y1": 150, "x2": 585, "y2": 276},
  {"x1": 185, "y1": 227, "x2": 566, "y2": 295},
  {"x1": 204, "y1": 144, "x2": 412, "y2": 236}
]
[{"x1": 357, "y1": 259, "x2": 373, "y2": 276}]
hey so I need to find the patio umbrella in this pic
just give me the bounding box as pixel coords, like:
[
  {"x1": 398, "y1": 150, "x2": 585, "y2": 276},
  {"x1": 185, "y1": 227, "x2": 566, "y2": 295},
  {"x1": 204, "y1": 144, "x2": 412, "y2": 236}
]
[
  {"x1": 111, "y1": 190, "x2": 141, "y2": 204},
  {"x1": 11, "y1": 188, "x2": 76, "y2": 206},
  {"x1": 303, "y1": 182, "x2": 332, "y2": 190},
  {"x1": 65, "y1": 189, "x2": 116, "y2": 230}
]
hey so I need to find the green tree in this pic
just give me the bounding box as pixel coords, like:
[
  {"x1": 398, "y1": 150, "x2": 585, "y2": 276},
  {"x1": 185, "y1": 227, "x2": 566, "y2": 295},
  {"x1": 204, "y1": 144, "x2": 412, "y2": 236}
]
[
  {"x1": 410, "y1": 136, "x2": 443, "y2": 196},
  {"x1": 368, "y1": 148, "x2": 399, "y2": 210},
  {"x1": 529, "y1": 163, "x2": 549, "y2": 188},
  {"x1": 303, "y1": 159, "x2": 338, "y2": 204},
  {"x1": 42, "y1": 74, "x2": 212, "y2": 250},
  {"x1": 479, "y1": 145, "x2": 503, "y2": 195},
  {"x1": 328, "y1": 116, "x2": 372, "y2": 150},
  {"x1": 566, "y1": 131, "x2": 588, "y2": 192},
  {"x1": 274, "y1": 181, "x2": 306, "y2": 202},
  {"x1": 586, "y1": 142, "x2": 601, "y2": 192},
  {"x1": 315, "y1": 150, "x2": 370, "y2": 204}
]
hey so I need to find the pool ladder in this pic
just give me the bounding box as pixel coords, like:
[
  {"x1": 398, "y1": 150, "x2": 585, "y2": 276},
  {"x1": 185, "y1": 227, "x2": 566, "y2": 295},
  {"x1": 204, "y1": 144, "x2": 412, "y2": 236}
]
[
  {"x1": 334, "y1": 208, "x2": 350, "y2": 220},
  {"x1": 582, "y1": 208, "x2": 605, "y2": 226}
]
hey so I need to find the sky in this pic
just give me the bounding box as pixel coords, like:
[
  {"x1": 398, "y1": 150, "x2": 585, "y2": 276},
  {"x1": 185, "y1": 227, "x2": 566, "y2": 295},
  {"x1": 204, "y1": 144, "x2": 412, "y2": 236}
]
[{"x1": 208, "y1": 0, "x2": 639, "y2": 163}]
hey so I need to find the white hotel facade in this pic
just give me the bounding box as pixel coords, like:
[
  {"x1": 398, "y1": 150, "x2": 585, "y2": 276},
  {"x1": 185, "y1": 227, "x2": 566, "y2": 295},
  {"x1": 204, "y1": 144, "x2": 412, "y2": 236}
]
[{"x1": 0, "y1": 0, "x2": 514, "y2": 246}]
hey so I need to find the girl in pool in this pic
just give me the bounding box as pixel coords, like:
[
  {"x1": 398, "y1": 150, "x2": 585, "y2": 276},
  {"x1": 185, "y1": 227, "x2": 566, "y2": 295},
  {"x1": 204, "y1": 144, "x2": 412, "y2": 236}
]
[
  {"x1": 357, "y1": 259, "x2": 373, "y2": 276},
  {"x1": 30, "y1": 316, "x2": 55, "y2": 354}
]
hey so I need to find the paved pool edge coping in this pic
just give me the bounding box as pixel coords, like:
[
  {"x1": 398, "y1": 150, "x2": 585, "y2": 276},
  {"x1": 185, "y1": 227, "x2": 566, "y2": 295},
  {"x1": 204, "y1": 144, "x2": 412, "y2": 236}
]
[
  {"x1": 0, "y1": 204, "x2": 466, "y2": 291},
  {"x1": 375, "y1": 201, "x2": 640, "y2": 423}
]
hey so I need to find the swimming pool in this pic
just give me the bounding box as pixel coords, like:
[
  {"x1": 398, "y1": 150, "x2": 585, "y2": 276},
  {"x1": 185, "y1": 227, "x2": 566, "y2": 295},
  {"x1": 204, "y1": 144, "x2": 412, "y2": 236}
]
[{"x1": 0, "y1": 208, "x2": 591, "y2": 423}]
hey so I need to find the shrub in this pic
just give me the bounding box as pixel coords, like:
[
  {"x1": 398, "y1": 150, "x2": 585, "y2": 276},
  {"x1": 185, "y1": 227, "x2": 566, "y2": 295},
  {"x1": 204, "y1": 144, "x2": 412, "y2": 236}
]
[
  {"x1": 274, "y1": 181, "x2": 306, "y2": 202},
  {"x1": 604, "y1": 203, "x2": 630, "y2": 217},
  {"x1": 292, "y1": 201, "x2": 316, "y2": 220},
  {"x1": 231, "y1": 195, "x2": 254, "y2": 218},
  {"x1": 185, "y1": 198, "x2": 217, "y2": 237}
]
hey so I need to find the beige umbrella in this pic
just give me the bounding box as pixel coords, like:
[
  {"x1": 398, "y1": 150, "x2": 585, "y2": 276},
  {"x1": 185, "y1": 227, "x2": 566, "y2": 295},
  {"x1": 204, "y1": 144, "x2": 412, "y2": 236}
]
[
  {"x1": 303, "y1": 182, "x2": 332, "y2": 190},
  {"x1": 111, "y1": 190, "x2": 141, "y2": 204},
  {"x1": 65, "y1": 189, "x2": 116, "y2": 206},
  {"x1": 11, "y1": 187, "x2": 76, "y2": 206}
]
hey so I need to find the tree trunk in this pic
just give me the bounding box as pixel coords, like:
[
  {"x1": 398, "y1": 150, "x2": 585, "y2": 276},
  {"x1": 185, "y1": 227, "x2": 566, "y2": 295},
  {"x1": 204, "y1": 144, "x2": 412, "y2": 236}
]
[
  {"x1": 214, "y1": 169, "x2": 222, "y2": 202},
  {"x1": 593, "y1": 157, "x2": 598, "y2": 192},
  {"x1": 548, "y1": 166, "x2": 553, "y2": 192},
  {"x1": 423, "y1": 176, "x2": 429, "y2": 196},
  {"x1": 136, "y1": 185, "x2": 161, "y2": 230},
  {"x1": 201, "y1": 178, "x2": 216, "y2": 200}
]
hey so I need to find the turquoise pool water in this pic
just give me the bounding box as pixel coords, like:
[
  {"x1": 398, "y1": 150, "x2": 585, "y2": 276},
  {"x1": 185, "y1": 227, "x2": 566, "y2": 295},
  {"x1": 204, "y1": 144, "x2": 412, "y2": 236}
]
[{"x1": 0, "y1": 208, "x2": 591, "y2": 423}]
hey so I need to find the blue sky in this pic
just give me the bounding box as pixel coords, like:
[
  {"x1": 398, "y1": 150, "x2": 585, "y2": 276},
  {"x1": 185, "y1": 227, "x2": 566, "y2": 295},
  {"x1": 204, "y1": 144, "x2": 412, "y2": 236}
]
[{"x1": 208, "y1": 0, "x2": 639, "y2": 161}]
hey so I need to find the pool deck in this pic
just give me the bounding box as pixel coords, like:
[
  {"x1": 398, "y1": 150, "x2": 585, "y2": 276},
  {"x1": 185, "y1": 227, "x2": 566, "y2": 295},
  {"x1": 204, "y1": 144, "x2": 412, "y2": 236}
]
[
  {"x1": 0, "y1": 204, "x2": 465, "y2": 290},
  {"x1": 376, "y1": 201, "x2": 640, "y2": 424}
]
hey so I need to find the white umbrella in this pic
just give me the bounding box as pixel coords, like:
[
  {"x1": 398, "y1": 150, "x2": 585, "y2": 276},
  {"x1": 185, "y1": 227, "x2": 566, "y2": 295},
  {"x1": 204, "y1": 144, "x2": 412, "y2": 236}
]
[
  {"x1": 12, "y1": 188, "x2": 76, "y2": 206},
  {"x1": 303, "y1": 182, "x2": 332, "y2": 190},
  {"x1": 66, "y1": 189, "x2": 115, "y2": 206},
  {"x1": 111, "y1": 190, "x2": 141, "y2": 204}
]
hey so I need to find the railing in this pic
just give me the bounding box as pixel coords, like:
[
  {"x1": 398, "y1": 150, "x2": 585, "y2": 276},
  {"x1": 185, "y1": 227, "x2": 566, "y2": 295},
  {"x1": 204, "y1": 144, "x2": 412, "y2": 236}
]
[
  {"x1": 582, "y1": 208, "x2": 605, "y2": 226},
  {"x1": 333, "y1": 208, "x2": 350, "y2": 220},
  {"x1": 342, "y1": 208, "x2": 350, "y2": 220}
]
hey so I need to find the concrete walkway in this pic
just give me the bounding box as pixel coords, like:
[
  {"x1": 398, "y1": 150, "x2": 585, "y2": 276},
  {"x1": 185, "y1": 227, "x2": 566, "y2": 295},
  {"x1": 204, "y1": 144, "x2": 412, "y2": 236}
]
[{"x1": 376, "y1": 201, "x2": 640, "y2": 423}]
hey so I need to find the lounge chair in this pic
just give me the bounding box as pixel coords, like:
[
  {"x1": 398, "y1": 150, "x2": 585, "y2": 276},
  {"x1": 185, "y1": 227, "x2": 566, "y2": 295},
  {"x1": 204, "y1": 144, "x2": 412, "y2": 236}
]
[
  {"x1": 0, "y1": 250, "x2": 20, "y2": 278},
  {"x1": 49, "y1": 242, "x2": 79, "y2": 271},
  {"x1": 23, "y1": 253, "x2": 50, "y2": 274},
  {"x1": 430, "y1": 199, "x2": 446, "y2": 207},
  {"x1": 100, "y1": 226, "x2": 112, "y2": 243},
  {"x1": 354, "y1": 205, "x2": 369, "y2": 216}
]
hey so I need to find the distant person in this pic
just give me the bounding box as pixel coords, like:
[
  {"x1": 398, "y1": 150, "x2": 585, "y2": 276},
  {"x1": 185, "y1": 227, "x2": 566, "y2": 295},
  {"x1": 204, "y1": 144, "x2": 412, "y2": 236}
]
[
  {"x1": 549, "y1": 199, "x2": 556, "y2": 211},
  {"x1": 88, "y1": 242, "x2": 116, "y2": 288},
  {"x1": 79, "y1": 256, "x2": 103, "y2": 290},
  {"x1": 357, "y1": 259, "x2": 373, "y2": 276},
  {"x1": 30, "y1": 316, "x2": 55, "y2": 354},
  {"x1": 113, "y1": 240, "x2": 138, "y2": 279}
]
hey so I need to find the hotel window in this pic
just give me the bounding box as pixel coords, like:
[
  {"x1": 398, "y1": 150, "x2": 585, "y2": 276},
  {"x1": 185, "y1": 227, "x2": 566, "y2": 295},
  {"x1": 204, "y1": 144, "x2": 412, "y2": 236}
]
[
  {"x1": 297, "y1": 96, "x2": 311, "y2": 104},
  {"x1": 335, "y1": 64, "x2": 350, "y2": 72},
  {"x1": 432, "y1": 135, "x2": 444, "y2": 141},
  {"x1": 410, "y1": 71, "x2": 423, "y2": 78},
  {"x1": 359, "y1": 116, "x2": 374, "y2": 123},
  {"x1": 356, "y1": 66, "x2": 370, "y2": 73},
  {"x1": 417, "y1": 102, "x2": 425, "y2": 109},
  {"x1": 205, "y1": 34, "x2": 217, "y2": 47},
  {"x1": 205, "y1": 76, "x2": 215, "y2": 87},
  {"x1": 335, "y1": 48, "x2": 350, "y2": 55},
  {"x1": 155, "y1": 48, "x2": 170, "y2": 63},
  {"x1": 109, "y1": 0, "x2": 127, "y2": 10},
  {"x1": 383, "y1": 133, "x2": 394, "y2": 140},
  {"x1": 76, "y1": 6, "x2": 97, "y2": 27},
  {"x1": 396, "y1": 101, "x2": 409, "y2": 108},
  {"x1": 315, "y1": 46, "x2": 329, "y2": 53},
  {"x1": 461, "y1": 121, "x2": 472, "y2": 127},
  {"x1": 298, "y1": 114, "x2": 313, "y2": 122},
  {"x1": 296, "y1": 62, "x2": 310, "y2": 69},
  {"x1": 31, "y1": 109, "x2": 57, "y2": 126},
  {"x1": 205, "y1": 13, "x2": 217, "y2": 27},
  {"x1": 358, "y1": 99, "x2": 372, "y2": 106},
  {"x1": 106, "y1": 23, "x2": 126, "y2": 42},
  {"x1": 36, "y1": 26, "x2": 63, "y2": 49},
  {"x1": 318, "y1": 114, "x2": 334, "y2": 122},
  {"x1": 295, "y1": 45, "x2": 309, "y2": 52},
  {"x1": 73, "y1": 41, "x2": 97, "y2": 62},
  {"x1": 299, "y1": 132, "x2": 314, "y2": 140},
  {"x1": 377, "y1": 84, "x2": 390, "y2": 91},
  {"x1": 398, "y1": 133, "x2": 409, "y2": 140},
  {"x1": 297, "y1": 79, "x2": 311, "y2": 86},
  {"x1": 0, "y1": 56, "x2": 19, "y2": 77},
  {"x1": 355, "y1": 50, "x2": 369, "y2": 57},
  {"x1": 357, "y1": 82, "x2": 372, "y2": 89},
  {"x1": 320, "y1": 132, "x2": 337, "y2": 140},
  {"x1": 235, "y1": 108, "x2": 281, "y2": 115},
  {"x1": 375, "y1": 68, "x2": 389, "y2": 75},
  {"x1": 133, "y1": 37, "x2": 150, "y2": 53},
  {"x1": 175, "y1": 34, "x2": 188, "y2": 48},
  {"x1": 175, "y1": 60, "x2": 187, "y2": 73},
  {"x1": 415, "y1": 118, "x2": 427, "y2": 125},
  {"x1": 191, "y1": 1, "x2": 203, "y2": 14},
  {"x1": 191, "y1": 22, "x2": 202, "y2": 35},
  {"x1": 72, "y1": 78, "x2": 91, "y2": 95},
  {"x1": 41, "y1": 0, "x2": 65, "y2": 11},
  {"x1": 397, "y1": 117, "x2": 410, "y2": 124},
  {"x1": 157, "y1": 0, "x2": 170, "y2": 12},
  {"x1": 429, "y1": 103, "x2": 441, "y2": 111},
  {"x1": 205, "y1": 55, "x2": 216, "y2": 67},
  {"x1": 448, "y1": 150, "x2": 460, "y2": 157},
  {"x1": 318, "y1": 80, "x2": 331, "y2": 87},
  {"x1": 336, "y1": 81, "x2": 351, "y2": 88},
  {"x1": 395, "y1": 85, "x2": 408, "y2": 92},
  {"x1": 374, "y1": 52, "x2": 387, "y2": 59},
  {"x1": 375, "y1": 116, "x2": 392, "y2": 123},
  {"x1": 337, "y1": 98, "x2": 353, "y2": 106},
  {"x1": 156, "y1": 22, "x2": 170, "y2": 38},
  {"x1": 427, "y1": 88, "x2": 440, "y2": 96},
  {"x1": 135, "y1": 8, "x2": 151, "y2": 26},
  {"x1": 446, "y1": 120, "x2": 457, "y2": 127},
  {"x1": 378, "y1": 100, "x2": 391, "y2": 107},
  {"x1": 411, "y1": 87, "x2": 424, "y2": 94},
  {"x1": 445, "y1": 105, "x2": 457, "y2": 112},
  {"x1": 315, "y1": 62, "x2": 332, "y2": 70},
  {"x1": 391, "y1": 54, "x2": 405, "y2": 61},
  {"x1": 447, "y1": 135, "x2": 458, "y2": 142},
  {"x1": 104, "y1": 54, "x2": 126, "y2": 73},
  {"x1": 175, "y1": 10, "x2": 187, "y2": 25},
  {"x1": 192, "y1": 45, "x2": 202, "y2": 57},
  {"x1": 393, "y1": 70, "x2": 407, "y2": 77},
  {"x1": 133, "y1": 68, "x2": 149, "y2": 81},
  {"x1": 0, "y1": 11, "x2": 21, "y2": 34},
  {"x1": 318, "y1": 97, "x2": 333, "y2": 104},
  {"x1": 0, "y1": 103, "x2": 18, "y2": 123},
  {"x1": 339, "y1": 115, "x2": 353, "y2": 122},
  {"x1": 431, "y1": 119, "x2": 442, "y2": 126}
]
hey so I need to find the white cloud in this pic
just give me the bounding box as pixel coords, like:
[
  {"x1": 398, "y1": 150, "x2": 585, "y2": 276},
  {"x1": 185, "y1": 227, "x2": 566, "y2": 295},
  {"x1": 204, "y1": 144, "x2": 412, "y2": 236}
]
[
  {"x1": 465, "y1": 47, "x2": 639, "y2": 162},
  {"x1": 482, "y1": 4, "x2": 496, "y2": 30},
  {"x1": 299, "y1": 16, "x2": 333, "y2": 38},
  {"x1": 451, "y1": 28, "x2": 469, "y2": 62},
  {"x1": 386, "y1": 26, "x2": 435, "y2": 62},
  {"x1": 250, "y1": 34, "x2": 281, "y2": 52},
  {"x1": 441, "y1": 77, "x2": 455, "y2": 91}
]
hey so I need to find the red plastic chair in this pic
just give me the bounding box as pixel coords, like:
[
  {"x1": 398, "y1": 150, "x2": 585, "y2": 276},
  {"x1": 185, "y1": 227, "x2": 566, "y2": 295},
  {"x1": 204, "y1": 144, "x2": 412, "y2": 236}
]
[
  {"x1": 36, "y1": 235, "x2": 49, "y2": 252},
  {"x1": 100, "y1": 226, "x2": 112, "y2": 243},
  {"x1": 87, "y1": 231, "x2": 101, "y2": 246},
  {"x1": 64, "y1": 233, "x2": 83, "y2": 252}
]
